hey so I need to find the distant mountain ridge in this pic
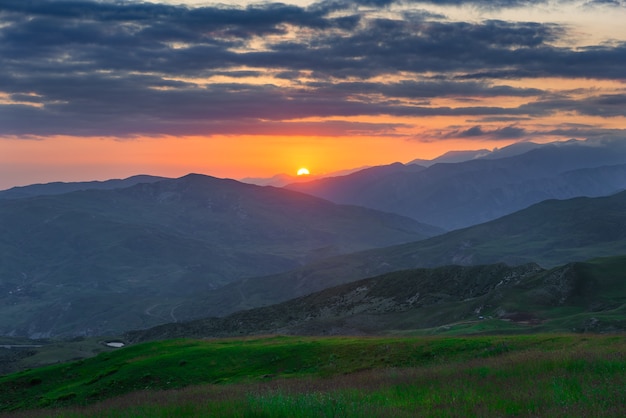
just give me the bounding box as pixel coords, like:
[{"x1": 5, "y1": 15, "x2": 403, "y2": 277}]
[
  {"x1": 241, "y1": 166, "x2": 371, "y2": 187},
  {"x1": 286, "y1": 138, "x2": 626, "y2": 230},
  {"x1": 0, "y1": 175, "x2": 167, "y2": 199},
  {"x1": 0, "y1": 174, "x2": 439, "y2": 338},
  {"x1": 241, "y1": 141, "x2": 537, "y2": 187},
  {"x1": 409, "y1": 141, "x2": 545, "y2": 166}
]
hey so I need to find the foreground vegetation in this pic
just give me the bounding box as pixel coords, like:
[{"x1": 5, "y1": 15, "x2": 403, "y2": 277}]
[{"x1": 2, "y1": 334, "x2": 626, "y2": 417}]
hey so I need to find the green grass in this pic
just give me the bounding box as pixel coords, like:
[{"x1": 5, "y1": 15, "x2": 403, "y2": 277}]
[{"x1": 2, "y1": 334, "x2": 626, "y2": 417}]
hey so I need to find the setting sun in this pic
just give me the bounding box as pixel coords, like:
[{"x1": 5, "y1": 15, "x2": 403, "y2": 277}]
[{"x1": 297, "y1": 167, "x2": 310, "y2": 176}]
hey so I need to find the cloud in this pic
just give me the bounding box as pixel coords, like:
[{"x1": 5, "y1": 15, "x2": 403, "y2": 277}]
[
  {"x1": 412, "y1": 0, "x2": 547, "y2": 5},
  {"x1": 433, "y1": 123, "x2": 626, "y2": 142},
  {"x1": 446, "y1": 125, "x2": 528, "y2": 140},
  {"x1": 308, "y1": 80, "x2": 544, "y2": 99},
  {"x1": 329, "y1": 0, "x2": 554, "y2": 7},
  {"x1": 519, "y1": 94, "x2": 626, "y2": 118},
  {"x1": 584, "y1": 0, "x2": 626, "y2": 7},
  {"x1": 0, "y1": 0, "x2": 624, "y2": 138}
]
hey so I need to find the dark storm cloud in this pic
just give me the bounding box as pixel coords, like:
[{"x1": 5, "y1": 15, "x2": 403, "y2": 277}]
[
  {"x1": 290, "y1": 18, "x2": 565, "y2": 78},
  {"x1": 307, "y1": 80, "x2": 544, "y2": 98},
  {"x1": 443, "y1": 125, "x2": 527, "y2": 139},
  {"x1": 326, "y1": 0, "x2": 554, "y2": 7},
  {"x1": 544, "y1": 127, "x2": 626, "y2": 138},
  {"x1": 584, "y1": 0, "x2": 626, "y2": 6},
  {"x1": 435, "y1": 123, "x2": 626, "y2": 141},
  {"x1": 413, "y1": 0, "x2": 546, "y2": 5},
  {"x1": 0, "y1": 0, "x2": 345, "y2": 32},
  {"x1": 519, "y1": 94, "x2": 626, "y2": 118},
  {"x1": 0, "y1": 0, "x2": 624, "y2": 137}
]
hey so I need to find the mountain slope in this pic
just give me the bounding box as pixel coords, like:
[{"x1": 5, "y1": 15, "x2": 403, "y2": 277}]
[
  {"x1": 0, "y1": 174, "x2": 440, "y2": 338},
  {"x1": 176, "y1": 190, "x2": 626, "y2": 319},
  {"x1": 126, "y1": 255, "x2": 626, "y2": 342},
  {"x1": 287, "y1": 139, "x2": 626, "y2": 229},
  {"x1": 126, "y1": 263, "x2": 543, "y2": 341}
]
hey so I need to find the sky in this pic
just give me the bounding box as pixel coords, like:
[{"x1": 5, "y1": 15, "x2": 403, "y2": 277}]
[{"x1": 1, "y1": 0, "x2": 626, "y2": 189}]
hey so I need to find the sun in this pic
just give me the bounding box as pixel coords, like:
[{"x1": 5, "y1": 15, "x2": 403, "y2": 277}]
[{"x1": 297, "y1": 167, "x2": 310, "y2": 176}]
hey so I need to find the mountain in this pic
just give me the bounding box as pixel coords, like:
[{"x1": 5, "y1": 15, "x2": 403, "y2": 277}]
[
  {"x1": 240, "y1": 173, "x2": 306, "y2": 187},
  {"x1": 409, "y1": 141, "x2": 545, "y2": 166},
  {"x1": 240, "y1": 166, "x2": 370, "y2": 187},
  {"x1": 0, "y1": 174, "x2": 440, "y2": 338},
  {"x1": 174, "y1": 189, "x2": 626, "y2": 319},
  {"x1": 126, "y1": 255, "x2": 626, "y2": 342},
  {"x1": 481, "y1": 141, "x2": 544, "y2": 159},
  {"x1": 0, "y1": 175, "x2": 167, "y2": 199},
  {"x1": 286, "y1": 138, "x2": 626, "y2": 230},
  {"x1": 409, "y1": 149, "x2": 491, "y2": 166},
  {"x1": 281, "y1": 162, "x2": 428, "y2": 211}
]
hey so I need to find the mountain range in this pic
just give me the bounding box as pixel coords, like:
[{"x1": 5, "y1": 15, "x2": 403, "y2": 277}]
[
  {"x1": 408, "y1": 140, "x2": 546, "y2": 166},
  {"x1": 0, "y1": 175, "x2": 166, "y2": 200},
  {"x1": 286, "y1": 138, "x2": 626, "y2": 230},
  {"x1": 0, "y1": 174, "x2": 437, "y2": 338},
  {"x1": 168, "y1": 189, "x2": 626, "y2": 320},
  {"x1": 2, "y1": 138, "x2": 626, "y2": 339}
]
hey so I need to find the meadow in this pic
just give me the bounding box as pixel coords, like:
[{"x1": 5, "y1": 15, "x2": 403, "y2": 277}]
[{"x1": 2, "y1": 334, "x2": 626, "y2": 417}]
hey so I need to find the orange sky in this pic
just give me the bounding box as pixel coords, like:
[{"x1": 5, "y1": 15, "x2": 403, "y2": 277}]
[
  {"x1": 1, "y1": 1, "x2": 625, "y2": 189},
  {"x1": 2, "y1": 105, "x2": 625, "y2": 189},
  {"x1": 0, "y1": 134, "x2": 499, "y2": 187}
]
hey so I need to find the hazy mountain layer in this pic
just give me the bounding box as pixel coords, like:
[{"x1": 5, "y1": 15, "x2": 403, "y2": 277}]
[
  {"x1": 287, "y1": 139, "x2": 626, "y2": 230},
  {"x1": 176, "y1": 190, "x2": 626, "y2": 319},
  {"x1": 0, "y1": 175, "x2": 167, "y2": 199},
  {"x1": 0, "y1": 174, "x2": 439, "y2": 338}
]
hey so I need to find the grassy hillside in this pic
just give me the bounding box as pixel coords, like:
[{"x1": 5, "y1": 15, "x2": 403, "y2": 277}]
[
  {"x1": 5, "y1": 256, "x2": 624, "y2": 375},
  {"x1": 5, "y1": 256, "x2": 625, "y2": 376},
  {"x1": 2, "y1": 334, "x2": 626, "y2": 416},
  {"x1": 128, "y1": 263, "x2": 541, "y2": 341},
  {"x1": 0, "y1": 337, "x2": 118, "y2": 377},
  {"x1": 126, "y1": 255, "x2": 626, "y2": 342},
  {"x1": 0, "y1": 174, "x2": 439, "y2": 338}
]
